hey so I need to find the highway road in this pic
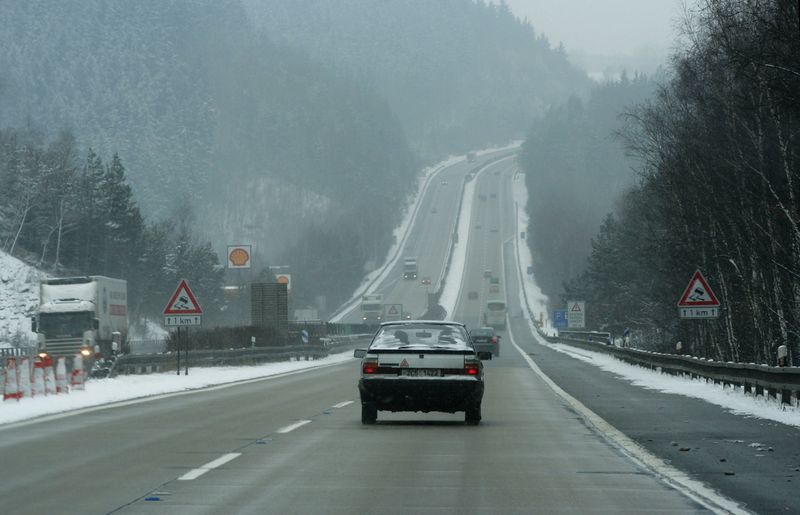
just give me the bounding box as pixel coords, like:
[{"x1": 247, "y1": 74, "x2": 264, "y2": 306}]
[
  {"x1": 338, "y1": 150, "x2": 513, "y2": 324},
  {"x1": 2, "y1": 152, "x2": 798, "y2": 513}
]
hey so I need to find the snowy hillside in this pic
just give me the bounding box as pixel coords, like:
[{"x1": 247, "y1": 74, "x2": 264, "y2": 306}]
[{"x1": 0, "y1": 251, "x2": 46, "y2": 347}]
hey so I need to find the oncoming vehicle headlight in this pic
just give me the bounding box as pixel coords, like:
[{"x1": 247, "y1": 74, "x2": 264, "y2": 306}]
[{"x1": 80, "y1": 348, "x2": 92, "y2": 357}]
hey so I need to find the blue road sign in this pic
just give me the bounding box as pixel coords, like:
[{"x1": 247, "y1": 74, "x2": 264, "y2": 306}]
[
  {"x1": 553, "y1": 310, "x2": 568, "y2": 329},
  {"x1": 300, "y1": 329, "x2": 309, "y2": 344}
]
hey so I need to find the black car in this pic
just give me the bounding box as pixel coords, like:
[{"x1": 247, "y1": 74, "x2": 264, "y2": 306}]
[
  {"x1": 470, "y1": 326, "x2": 500, "y2": 357},
  {"x1": 354, "y1": 320, "x2": 490, "y2": 425}
]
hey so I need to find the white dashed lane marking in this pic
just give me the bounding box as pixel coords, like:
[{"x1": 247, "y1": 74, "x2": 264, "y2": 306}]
[
  {"x1": 331, "y1": 401, "x2": 354, "y2": 409},
  {"x1": 276, "y1": 420, "x2": 312, "y2": 434},
  {"x1": 178, "y1": 453, "x2": 241, "y2": 481}
]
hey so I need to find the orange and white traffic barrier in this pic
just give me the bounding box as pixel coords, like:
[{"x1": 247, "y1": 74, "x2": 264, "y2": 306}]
[
  {"x1": 18, "y1": 357, "x2": 32, "y2": 399},
  {"x1": 45, "y1": 362, "x2": 57, "y2": 395},
  {"x1": 56, "y1": 356, "x2": 69, "y2": 394},
  {"x1": 32, "y1": 359, "x2": 46, "y2": 397},
  {"x1": 70, "y1": 354, "x2": 85, "y2": 390},
  {"x1": 3, "y1": 358, "x2": 21, "y2": 401}
]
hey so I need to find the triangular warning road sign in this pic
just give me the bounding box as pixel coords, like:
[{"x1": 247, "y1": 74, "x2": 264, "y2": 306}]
[
  {"x1": 163, "y1": 279, "x2": 203, "y2": 315},
  {"x1": 570, "y1": 303, "x2": 582, "y2": 312},
  {"x1": 677, "y1": 270, "x2": 720, "y2": 307},
  {"x1": 399, "y1": 358, "x2": 409, "y2": 368},
  {"x1": 388, "y1": 305, "x2": 399, "y2": 315}
]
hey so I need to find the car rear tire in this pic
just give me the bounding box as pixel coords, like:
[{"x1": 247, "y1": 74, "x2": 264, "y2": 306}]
[
  {"x1": 361, "y1": 403, "x2": 377, "y2": 425},
  {"x1": 465, "y1": 403, "x2": 481, "y2": 425}
]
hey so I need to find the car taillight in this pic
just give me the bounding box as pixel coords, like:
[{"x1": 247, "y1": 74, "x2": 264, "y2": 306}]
[
  {"x1": 362, "y1": 357, "x2": 379, "y2": 375},
  {"x1": 491, "y1": 336, "x2": 497, "y2": 344},
  {"x1": 464, "y1": 359, "x2": 480, "y2": 376}
]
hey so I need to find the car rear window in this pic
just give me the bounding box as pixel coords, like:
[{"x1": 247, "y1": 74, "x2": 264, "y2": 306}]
[
  {"x1": 471, "y1": 329, "x2": 493, "y2": 337},
  {"x1": 371, "y1": 323, "x2": 469, "y2": 349}
]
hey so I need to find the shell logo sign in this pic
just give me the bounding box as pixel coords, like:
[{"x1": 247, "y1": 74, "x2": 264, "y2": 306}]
[
  {"x1": 227, "y1": 245, "x2": 252, "y2": 269},
  {"x1": 276, "y1": 274, "x2": 291, "y2": 294}
]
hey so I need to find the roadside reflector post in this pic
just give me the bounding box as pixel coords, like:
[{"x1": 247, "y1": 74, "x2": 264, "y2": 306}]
[{"x1": 777, "y1": 344, "x2": 788, "y2": 367}]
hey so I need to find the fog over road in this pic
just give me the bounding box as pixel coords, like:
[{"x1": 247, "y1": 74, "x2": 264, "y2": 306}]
[{"x1": 1, "y1": 152, "x2": 796, "y2": 514}]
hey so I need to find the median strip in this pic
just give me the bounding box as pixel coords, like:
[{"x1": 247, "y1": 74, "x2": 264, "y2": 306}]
[{"x1": 178, "y1": 453, "x2": 241, "y2": 481}]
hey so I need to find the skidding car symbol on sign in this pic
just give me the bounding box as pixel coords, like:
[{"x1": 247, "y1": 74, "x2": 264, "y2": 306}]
[{"x1": 677, "y1": 270, "x2": 720, "y2": 319}]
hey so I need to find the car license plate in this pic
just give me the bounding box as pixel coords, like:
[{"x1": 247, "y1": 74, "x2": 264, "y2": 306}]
[{"x1": 401, "y1": 368, "x2": 441, "y2": 377}]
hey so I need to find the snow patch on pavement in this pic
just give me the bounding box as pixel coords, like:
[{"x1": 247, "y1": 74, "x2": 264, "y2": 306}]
[{"x1": 0, "y1": 351, "x2": 354, "y2": 426}]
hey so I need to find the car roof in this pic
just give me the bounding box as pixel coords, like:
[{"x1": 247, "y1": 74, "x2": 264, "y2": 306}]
[{"x1": 378, "y1": 320, "x2": 466, "y2": 329}]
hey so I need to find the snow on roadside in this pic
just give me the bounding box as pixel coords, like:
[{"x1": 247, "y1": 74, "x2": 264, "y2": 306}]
[
  {"x1": 507, "y1": 171, "x2": 800, "y2": 429},
  {"x1": 511, "y1": 173, "x2": 550, "y2": 331},
  {"x1": 0, "y1": 351, "x2": 354, "y2": 425},
  {"x1": 548, "y1": 343, "x2": 800, "y2": 428},
  {"x1": 438, "y1": 174, "x2": 477, "y2": 315},
  {"x1": 0, "y1": 250, "x2": 47, "y2": 347}
]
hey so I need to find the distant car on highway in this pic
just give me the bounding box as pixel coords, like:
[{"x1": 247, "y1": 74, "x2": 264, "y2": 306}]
[
  {"x1": 354, "y1": 321, "x2": 489, "y2": 425},
  {"x1": 479, "y1": 193, "x2": 487, "y2": 201},
  {"x1": 441, "y1": 179, "x2": 448, "y2": 185},
  {"x1": 483, "y1": 269, "x2": 492, "y2": 278},
  {"x1": 470, "y1": 327, "x2": 500, "y2": 357},
  {"x1": 420, "y1": 276, "x2": 431, "y2": 285},
  {"x1": 483, "y1": 300, "x2": 507, "y2": 329},
  {"x1": 468, "y1": 290, "x2": 479, "y2": 300},
  {"x1": 489, "y1": 283, "x2": 500, "y2": 293}
]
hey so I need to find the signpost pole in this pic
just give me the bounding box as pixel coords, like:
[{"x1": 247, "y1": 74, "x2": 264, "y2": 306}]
[
  {"x1": 184, "y1": 327, "x2": 189, "y2": 376},
  {"x1": 175, "y1": 326, "x2": 181, "y2": 375}
]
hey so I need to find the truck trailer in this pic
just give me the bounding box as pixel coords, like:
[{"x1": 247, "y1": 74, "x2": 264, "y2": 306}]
[{"x1": 32, "y1": 276, "x2": 128, "y2": 360}]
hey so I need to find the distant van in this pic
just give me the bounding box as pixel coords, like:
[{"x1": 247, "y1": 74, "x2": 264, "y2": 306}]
[{"x1": 483, "y1": 300, "x2": 507, "y2": 328}]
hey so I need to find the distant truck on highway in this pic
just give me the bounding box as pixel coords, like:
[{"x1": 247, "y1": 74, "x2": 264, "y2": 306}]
[
  {"x1": 361, "y1": 293, "x2": 384, "y2": 322},
  {"x1": 32, "y1": 276, "x2": 128, "y2": 361},
  {"x1": 402, "y1": 257, "x2": 418, "y2": 280}
]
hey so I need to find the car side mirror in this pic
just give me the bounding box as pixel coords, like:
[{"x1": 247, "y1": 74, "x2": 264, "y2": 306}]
[
  {"x1": 477, "y1": 351, "x2": 492, "y2": 360},
  {"x1": 354, "y1": 349, "x2": 367, "y2": 359}
]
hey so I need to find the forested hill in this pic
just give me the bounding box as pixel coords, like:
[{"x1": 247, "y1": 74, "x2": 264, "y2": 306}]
[
  {"x1": 244, "y1": 0, "x2": 589, "y2": 158},
  {"x1": 0, "y1": 1, "x2": 419, "y2": 307}
]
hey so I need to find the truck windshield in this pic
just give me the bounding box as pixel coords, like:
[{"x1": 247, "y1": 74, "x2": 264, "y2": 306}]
[
  {"x1": 361, "y1": 303, "x2": 382, "y2": 311},
  {"x1": 39, "y1": 312, "x2": 93, "y2": 338}
]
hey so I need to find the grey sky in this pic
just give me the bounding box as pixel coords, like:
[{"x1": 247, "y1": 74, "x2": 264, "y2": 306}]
[{"x1": 504, "y1": 0, "x2": 701, "y2": 76}]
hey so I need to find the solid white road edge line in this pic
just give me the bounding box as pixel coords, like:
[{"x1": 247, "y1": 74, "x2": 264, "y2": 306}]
[
  {"x1": 178, "y1": 453, "x2": 241, "y2": 481},
  {"x1": 507, "y1": 323, "x2": 747, "y2": 515},
  {"x1": 276, "y1": 420, "x2": 312, "y2": 434},
  {"x1": 332, "y1": 401, "x2": 354, "y2": 409},
  {"x1": 0, "y1": 358, "x2": 351, "y2": 432}
]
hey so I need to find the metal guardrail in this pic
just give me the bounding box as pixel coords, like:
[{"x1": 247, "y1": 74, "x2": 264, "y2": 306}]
[
  {"x1": 0, "y1": 347, "x2": 37, "y2": 358},
  {"x1": 110, "y1": 334, "x2": 373, "y2": 376},
  {"x1": 550, "y1": 330, "x2": 800, "y2": 406}
]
